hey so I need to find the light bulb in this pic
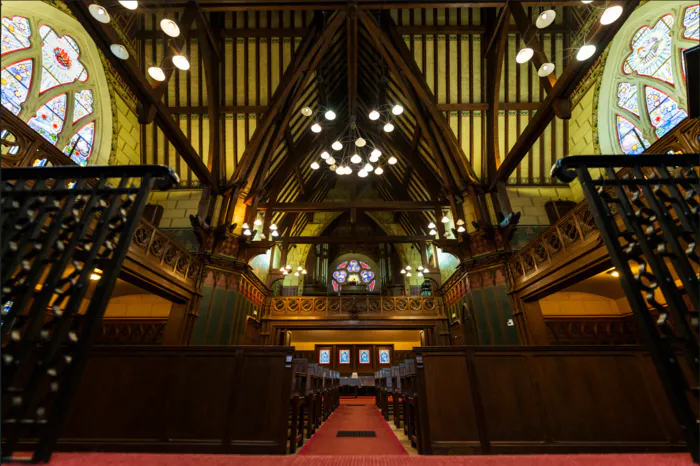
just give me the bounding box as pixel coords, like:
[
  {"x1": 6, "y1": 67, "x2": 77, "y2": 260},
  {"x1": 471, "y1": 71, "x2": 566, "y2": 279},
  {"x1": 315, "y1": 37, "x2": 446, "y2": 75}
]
[
  {"x1": 280, "y1": 268, "x2": 286, "y2": 273},
  {"x1": 581, "y1": 0, "x2": 593, "y2": 3},
  {"x1": 576, "y1": 44, "x2": 596, "y2": 61},
  {"x1": 369, "y1": 110, "x2": 380, "y2": 120},
  {"x1": 516, "y1": 48, "x2": 534, "y2": 64},
  {"x1": 311, "y1": 123, "x2": 322, "y2": 133},
  {"x1": 330, "y1": 164, "x2": 337, "y2": 172},
  {"x1": 326, "y1": 156, "x2": 336, "y2": 165},
  {"x1": 536, "y1": 9, "x2": 556, "y2": 29},
  {"x1": 254, "y1": 218, "x2": 262, "y2": 226},
  {"x1": 286, "y1": 265, "x2": 292, "y2": 270},
  {"x1": 321, "y1": 151, "x2": 330, "y2": 159},
  {"x1": 418, "y1": 266, "x2": 424, "y2": 271},
  {"x1": 89, "y1": 4, "x2": 111, "y2": 23},
  {"x1": 338, "y1": 165, "x2": 347, "y2": 175},
  {"x1": 310, "y1": 161, "x2": 320, "y2": 170},
  {"x1": 271, "y1": 230, "x2": 279, "y2": 237},
  {"x1": 345, "y1": 167, "x2": 353, "y2": 175},
  {"x1": 388, "y1": 156, "x2": 397, "y2": 165},
  {"x1": 392, "y1": 105, "x2": 404, "y2": 115},
  {"x1": 406, "y1": 272, "x2": 412, "y2": 277},
  {"x1": 418, "y1": 272, "x2": 423, "y2": 277},
  {"x1": 423, "y1": 268, "x2": 429, "y2": 274},
  {"x1": 428, "y1": 222, "x2": 436, "y2": 229},
  {"x1": 457, "y1": 225, "x2": 466, "y2": 233},
  {"x1": 301, "y1": 107, "x2": 313, "y2": 116},
  {"x1": 441, "y1": 215, "x2": 450, "y2": 223},
  {"x1": 429, "y1": 229, "x2": 437, "y2": 235},
  {"x1": 148, "y1": 66, "x2": 165, "y2": 81},
  {"x1": 371, "y1": 149, "x2": 381, "y2": 157},
  {"x1": 456, "y1": 219, "x2": 465, "y2": 226},
  {"x1": 270, "y1": 223, "x2": 277, "y2": 230},
  {"x1": 358, "y1": 170, "x2": 368, "y2": 178},
  {"x1": 600, "y1": 5, "x2": 623, "y2": 25},
  {"x1": 110, "y1": 44, "x2": 129, "y2": 60},
  {"x1": 351, "y1": 154, "x2": 362, "y2": 164},
  {"x1": 172, "y1": 55, "x2": 190, "y2": 71},
  {"x1": 383, "y1": 122, "x2": 394, "y2": 133},
  {"x1": 242, "y1": 223, "x2": 250, "y2": 229},
  {"x1": 369, "y1": 155, "x2": 379, "y2": 163},
  {"x1": 363, "y1": 163, "x2": 373, "y2": 172},
  {"x1": 118, "y1": 0, "x2": 138, "y2": 9},
  {"x1": 374, "y1": 167, "x2": 383, "y2": 175},
  {"x1": 332, "y1": 141, "x2": 343, "y2": 151},
  {"x1": 355, "y1": 137, "x2": 366, "y2": 147},
  {"x1": 400, "y1": 269, "x2": 406, "y2": 274},
  {"x1": 612, "y1": 270, "x2": 620, "y2": 277},
  {"x1": 90, "y1": 268, "x2": 103, "y2": 281},
  {"x1": 294, "y1": 272, "x2": 299, "y2": 276},
  {"x1": 538, "y1": 63, "x2": 555, "y2": 77},
  {"x1": 160, "y1": 19, "x2": 180, "y2": 37},
  {"x1": 302, "y1": 269, "x2": 307, "y2": 274},
  {"x1": 243, "y1": 229, "x2": 252, "y2": 236},
  {"x1": 406, "y1": 266, "x2": 411, "y2": 270},
  {"x1": 298, "y1": 266, "x2": 303, "y2": 271},
  {"x1": 325, "y1": 110, "x2": 336, "y2": 120}
]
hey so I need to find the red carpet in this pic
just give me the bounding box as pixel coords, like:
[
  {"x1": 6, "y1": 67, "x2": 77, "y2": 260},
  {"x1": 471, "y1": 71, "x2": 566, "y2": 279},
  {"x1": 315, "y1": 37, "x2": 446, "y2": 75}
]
[
  {"x1": 297, "y1": 396, "x2": 407, "y2": 456},
  {"x1": 4, "y1": 453, "x2": 693, "y2": 465}
]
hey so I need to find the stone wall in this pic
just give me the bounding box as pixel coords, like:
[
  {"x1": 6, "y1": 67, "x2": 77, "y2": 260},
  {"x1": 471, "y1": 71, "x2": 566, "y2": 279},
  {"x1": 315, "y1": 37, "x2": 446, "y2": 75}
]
[
  {"x1": 147, "y1": 190, "x2": 202, "y2": 229},
  {"x1": 111, "y1": 93, "x2": 141, "y2": 166},
  {"x1": 506, "y1": 186, "x2": 575, "y2": 226}
]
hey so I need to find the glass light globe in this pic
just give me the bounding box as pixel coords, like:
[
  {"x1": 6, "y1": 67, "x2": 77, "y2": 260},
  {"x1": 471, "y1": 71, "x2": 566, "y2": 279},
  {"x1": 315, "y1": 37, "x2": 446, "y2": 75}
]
[
  {"x1": 321, "y1": 151, "x2": 330, "y2": 159},
  {"x1": 423, "y1": 268, "x2": 429, "y2": 273},
  {"x1": 392, "y1": 105, "x2": 404, "y2": 115},
  {"x1": 351, "y1": 154, "x2": 362, "y2": 164},
  {"x1": 374, "y1": 167, "x2": 384, "y2": 175},
  {"x1": 369, "y1": 155, "x2": 379, "y2": 163},
  {"x1": 406, "y1": 272, "x2": 412, "y2": 277},
  {"x1": 428, "y1": 222, "x2": 436, "y2": 229},
  {"x1": 172, "y1": 55, "x2": 190, "y2": 71},
  {"x1": 302, "y1": 269, "x2": 307, "y2": 274},
  {"x1": 271, "y1": 230, "x2": 279, "y2": 237},
  {"x1": 400, "y1": 269, "x2": 406, "y2": 274},
  {"x1": 311, "y1": 123, "x2": 322, "y2": 133},
  {"x1": 148, "y1": 67, "x2": 165, "y2": 81},
  {"x1": 581, "y1": 0, "x2": 593, "y2": 3},
  {"x1": 330, "y1": 164, "x2": 337, "y2": 172},
  {"x1": 280, "y1": 268, "x2": 286, "y2": 273},
  {"x1": 301, "y1": 107, "x2": 313, "y2": 116},
  {"x1": 600, "y1": 5, "x2": 623, "y2": 25},
  {"x1": 535, "y1": 9, "x2": 556, "y2": 29},
  {"x1": 118, "y1": 0, "x2": 138, "y2": 9},
  {"x1": 345, "y1": 167, "x2": 353, "y2": 175},
  {"x1": 89, "y1": 4, "x2": 111, "y2": 23},
  {"x1": 254, "y1": 218, "x2": 262, "y2": 226},
  {"x1": 243, "y1": 229, "x2": 252, "y2": 236},
  {"x1": 286, "y1": 265, "x2": 292, "y2": 270},
  {"x1": 457, "y1": 225, "x2": 466, "y2": 233},
  {"x1": 383, "y1": 122, "x2": 394, "y2": 133},
  {"x1": 310, "y1": 161, "x2": 320, "y2": 170},
  {"x1": 441, "y1": 215, "x2": 450, "y2": 223},
  {"x1": 242, "y1": 223, "x2": 250, "y2": 229},
  {"x1": 516, "y1": 47, "x2": 534, "y2": 64},
  {"x1": 358, "y1": 170, "x2": 368, "y2": 178},
  {"x1": 270, "y1": 223, "x2": 277, "y2": 230},
  {"x1": 363, "y1": 163, "x2": 373, "y2": 172},
  {"x1": 294, "y1": 272, "x2": 299, "y2": 276},
  {"x1": 355, "y1": 137, "x2": 366, "y2": 147},
  {"x1": 538, "y1": 63, "x2": 555, "y2": 77},
  {"x1": 576, "y1": 44, "x2": 596, "y2": 61},
  {"x1": 332, "y1": 141, "x2": 343, "y2": 151},
  {"x1": 371, "y1": 149, "x2": 381, "y2": 157},
  {"x1": 406, "y1": 266, "x2": 411, "y2": 270},
  {"x1": 338, "y1": 166, "x2": 348, "y2": 175},
  {"x1": 418, "y1": 266, "x2": 424, "y2": 271},
  {"x1": 110, "y1": 44, "x2": 129, "y2": 60},
  {"x1": 326, "y1": 157, "x2": 336, "y2": 165},
  {"x1": 325, "y1": 110, "x2": 336, "y2": 120},
  {"x1": 369, "y1": 110, "x2": 380, "y2": 120},
  {"x1": 417, "y1": 272, "x2": 423, "y2": 277},
  {"x1": 429, "y1": 229, "x2": 437, "y2": 235},
  {"x1": 160, "y1": 19, "x2": 180, "y2": 37},
  {"x1": 388, "y1": 156, "x2": 397, "y2": 165}
]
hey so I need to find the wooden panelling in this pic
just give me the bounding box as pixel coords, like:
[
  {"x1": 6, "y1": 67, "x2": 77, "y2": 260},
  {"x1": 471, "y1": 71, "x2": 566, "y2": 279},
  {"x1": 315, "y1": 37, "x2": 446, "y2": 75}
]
[
  {"x1": 415, "y1": 346, "x2": 685, "y2": 455},
  {"x1": 58, "y1": 346, "x2": 293, "y2": 454}
]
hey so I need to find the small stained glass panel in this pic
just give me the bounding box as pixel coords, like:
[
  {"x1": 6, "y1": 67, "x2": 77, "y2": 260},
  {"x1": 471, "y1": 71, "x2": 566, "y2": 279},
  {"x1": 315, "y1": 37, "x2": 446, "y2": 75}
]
[
  {"x1": 2, "y1": 16, "x2": 31, "y2": 56},
  {"x1": 26, "y1": 93, "x2": 67, "y2": 145},
  {"x1": 616, "y1": 82, "x2": 639, "y2": 116},
  {"x1": 379, "y1": 349, "x2": 390, "y2": 365},
  {"x1": 39, "y1": 25, "x2": 88, "y2": 93},
  {"x1": 319, "y1": 349, "x2": 330, "y2": 365},
  {"x1": 62, "y1": 121, "x2": 95, "y2": 166},
  {"x1": 359, "y1": 349, "x2": 370, "y2": 364},
  {"x1": 347, "y1": 260, "x2": 360, "y2": 273},
  {"x1": 360, "y1": 270, "x2": 375, "y2": 284},
  {"x1": 616, "y1": 114, "x2": 650, "y2": 155},
  {"x1": 72, "y1": 89, "x2": 93, "y2": 123},
  {"x1": 333, "y1": 270, "x2": 347, "y2": 284},
  {"x1": 339, "y1": 349, "x2": 350, "y2": 364},
  {"x1": 645, "y1": 86, "x2": 688, "y2": 138},
  {"x1": 623, "y1": 15, "x2": 675, "y2": 85},
  {"x1": 336, "y1": 261, "x2": 348, "y2": 270},
  {"x1": 1, "y1": 58, "x2": 33, "y2": 115},
  {"x1": 683, "y1": 4, "x2": 699, "y2": 40},
  {"x1": 360, "y1": 261, "x2": 371, "y2": 269}
]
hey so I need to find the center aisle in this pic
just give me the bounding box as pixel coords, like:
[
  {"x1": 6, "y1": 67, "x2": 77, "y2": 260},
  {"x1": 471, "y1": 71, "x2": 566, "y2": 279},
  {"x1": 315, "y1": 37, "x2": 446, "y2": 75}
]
[{"x1": 298, "y1": 397, "x2": 408, "y2": 456}]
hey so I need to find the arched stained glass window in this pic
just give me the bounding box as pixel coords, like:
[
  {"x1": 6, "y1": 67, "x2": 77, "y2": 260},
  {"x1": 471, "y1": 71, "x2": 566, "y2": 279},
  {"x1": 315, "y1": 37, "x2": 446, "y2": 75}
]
[
  {"x1": 599, "y1": 2, "x2": 697, "y2": 156},
  {"x1": 332, "y1": 258, "x2": 376, "y2": 292},
  {"x1": 1, "y1": 2, "x2": 111, "y2": 166}
]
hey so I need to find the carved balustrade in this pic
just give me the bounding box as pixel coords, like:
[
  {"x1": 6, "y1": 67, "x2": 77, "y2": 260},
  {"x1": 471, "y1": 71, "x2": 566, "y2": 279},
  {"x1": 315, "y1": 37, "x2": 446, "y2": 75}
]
[
  {"x1": 266, "y1": 296, "x2": 443, "y2": 318},
  {"x1": 131, "y1": 219, "x2": 201, "y2": 283},
  {"x1": 97, "y1": 319, "x2": 167, "y2": 345},
  {"x1": 544, "y1": 316, "x2": 641, "y2": 345}
]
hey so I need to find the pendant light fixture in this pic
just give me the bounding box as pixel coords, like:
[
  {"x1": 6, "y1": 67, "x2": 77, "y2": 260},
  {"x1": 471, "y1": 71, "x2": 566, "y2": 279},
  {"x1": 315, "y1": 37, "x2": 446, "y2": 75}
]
[
  {"x1": 600, "y1": 5, "x2": 623, "y2": 25},
  {"x1": 89, "y1": 4, "x2": 111, "y2": 23},
  {"x1": 576, "y1": 44, "x2": 597, "y2": 61},
  {"x1": 535, "y1": 9, "x2": 556, "y2": 29},
  {"x1": 537, "y1": 62, "x2": 555, "y2": 77},
  {"x1": 110, "y1": 44, "x2": 129, "y2": 60},
  {"x1": 148, "y1": 66, "x2": 165, "y2": 81},
  {"x1": 160, "y1": 19, "x2": 181, "y2": 37},
  {"x1": 516, "y1": 47, "x2": 534, "y2": 64},
  {"x1": 118, "y1": 0, "x2": 138, "y2": 9},
  {"x1": 172, "y1": 55, "x2": 190, "y2": 70}
]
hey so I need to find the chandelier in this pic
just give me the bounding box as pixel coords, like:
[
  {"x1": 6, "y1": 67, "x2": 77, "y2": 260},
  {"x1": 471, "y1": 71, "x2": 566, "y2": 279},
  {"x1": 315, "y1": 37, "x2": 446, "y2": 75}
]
[{"x1": 300, "y1": 104, "x2": 403, "y2": 177}]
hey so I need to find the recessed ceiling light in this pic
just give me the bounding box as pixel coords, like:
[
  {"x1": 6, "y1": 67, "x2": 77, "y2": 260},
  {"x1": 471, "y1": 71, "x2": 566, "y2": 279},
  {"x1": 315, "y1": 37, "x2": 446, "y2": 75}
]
[
  {"x1": 576, "y1": 44, "x2": 597, "y2": 61},
  {"x1": 160, "y1": 19, "x2": 180, "y2": 37},
  {"x1": 148, "y1": 66, "x2": 165, "y2": 81},
  {"x1": 536, "y1": 10, "x2": 556, "y2": 29},
  {"x1": 537, "y1": 62, "x2": 555, "y2": 77},
  {"x1": 110, "y1": 44, "x2": 129, "y2": 60},
  {"x1": 118, "y1": 0, "x2": 138, "y2": 10},
  {"x1": 172, "y1": 55, "x2": 190, "y2": 70},
  {"x1": 89, "y1": 4, "x2": 111, "y2": 23},
  {"x1": 600, "y1": 5, "x2": 623, "y2": 25},
  {"x1": 516, "y1": 47, "x2": 534, "y2": 64}
]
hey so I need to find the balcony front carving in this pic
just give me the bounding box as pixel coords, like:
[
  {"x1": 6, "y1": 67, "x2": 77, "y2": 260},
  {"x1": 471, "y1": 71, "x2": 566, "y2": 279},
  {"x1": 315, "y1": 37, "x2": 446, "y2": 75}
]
[{"x1": 266, "y1": 295, "x2": 442, "y2": 318}]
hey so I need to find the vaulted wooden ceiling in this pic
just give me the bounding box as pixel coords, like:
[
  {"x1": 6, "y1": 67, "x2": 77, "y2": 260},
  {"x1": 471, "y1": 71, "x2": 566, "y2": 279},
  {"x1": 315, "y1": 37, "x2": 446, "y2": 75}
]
[{"x1": 68, "y1": 0, "x2": 639, "y2": 237}]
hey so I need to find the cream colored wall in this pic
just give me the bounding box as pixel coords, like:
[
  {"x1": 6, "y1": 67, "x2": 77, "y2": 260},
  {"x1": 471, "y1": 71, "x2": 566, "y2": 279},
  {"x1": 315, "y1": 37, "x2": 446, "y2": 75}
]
[
  {"x1": 507, "y1": 186, "x2": 575, "y2": 226},
  {"x1": 147, "y1": 189, "x2": 202, "y2": 228},
  {"x1": 111, "y1": 94, "x2": 141, "y2": 166},
  {"x1": 104, "y1": 294, "x2": 172, "y2": 318},
  {"x1": 540, "y1": 291, "x2": 629, "y2": 317}
]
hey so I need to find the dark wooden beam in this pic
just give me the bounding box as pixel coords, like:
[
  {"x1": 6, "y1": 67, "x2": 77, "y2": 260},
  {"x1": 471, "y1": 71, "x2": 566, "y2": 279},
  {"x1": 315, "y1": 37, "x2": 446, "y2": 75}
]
[
  {"x1": 347, "y1": 3, "x2": 359, "y2": 118},
  {"x1": 510, "y1": 2, "x2": 556, "y2": 94},
  {"x1": 259, "y1": 201, "x2": 445, "y2": 212},
  {"x1": 484, "y1": 7, "x2": 508, "y2": 181},
  {"x1": 489, "y1": 0, "x2": 641, "y2": 190},
  {"x1": 67, "y1": 0, "x2": 214, "y2": 189},
  {"x1": 270, "y1": 235, "x2": 436, "y2": 244}
]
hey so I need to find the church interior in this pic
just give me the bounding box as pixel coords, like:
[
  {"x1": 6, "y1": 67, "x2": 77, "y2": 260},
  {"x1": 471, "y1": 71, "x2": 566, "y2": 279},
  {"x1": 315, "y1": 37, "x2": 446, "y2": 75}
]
[{"x1": 1, "y1": 0, "x2": 699, "y2": 464}]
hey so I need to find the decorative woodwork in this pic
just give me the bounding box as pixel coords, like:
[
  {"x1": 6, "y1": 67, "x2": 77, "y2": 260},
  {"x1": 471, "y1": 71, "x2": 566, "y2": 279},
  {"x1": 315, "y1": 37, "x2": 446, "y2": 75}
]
[
  {"x1": 268, "y1": 295, "x2": 441, "y2": 317},
  {"x1": 131, "y1": 219, "x2": 201, "y2": 283},
  {"x1": 97, "y1": 319, "x2": 167, "y2": 345},
  {"x1": 544, "y1": 315, "x2": 641, "y2": 345}
]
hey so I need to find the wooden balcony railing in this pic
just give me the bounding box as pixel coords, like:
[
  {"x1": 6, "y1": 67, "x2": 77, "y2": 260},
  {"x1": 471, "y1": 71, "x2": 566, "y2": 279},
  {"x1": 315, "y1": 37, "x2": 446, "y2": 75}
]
[
  {"x1": 96, "y1": 318, "x2": 168, "y2": 345},
  {"x1": 131, "y1": 219, "x2": 201, "y2": 283},
  {"x1": 266, "y1": 295, "x2": 443, "y2": 318}
]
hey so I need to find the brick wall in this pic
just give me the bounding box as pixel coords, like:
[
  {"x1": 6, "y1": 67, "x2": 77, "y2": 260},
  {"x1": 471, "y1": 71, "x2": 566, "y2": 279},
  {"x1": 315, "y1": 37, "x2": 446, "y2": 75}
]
[
  {"x1": 507, "y1": 186, "x2": 575, "y2": 226},
  {"x1": 111, "y1": 93, "x2": 141, "y2": 166},
  {"x1": 147, "y1": 190, "x2": 202, "y2": 229}
]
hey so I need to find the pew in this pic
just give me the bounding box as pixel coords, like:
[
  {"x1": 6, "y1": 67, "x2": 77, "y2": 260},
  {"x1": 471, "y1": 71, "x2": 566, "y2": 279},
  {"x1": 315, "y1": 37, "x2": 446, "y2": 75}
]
[
  {"x1": 288, "y1": 359, "x2": 308, "y2": 453},
  {"x1": 391, "y1": 365, "x2": 402, "y2": 429},
  {"x1": 413, "y1": 346, "x2": 685, "y2": 455},
  {"x1": 402, "y1": 359, "x2": 422, "y2": 452}
]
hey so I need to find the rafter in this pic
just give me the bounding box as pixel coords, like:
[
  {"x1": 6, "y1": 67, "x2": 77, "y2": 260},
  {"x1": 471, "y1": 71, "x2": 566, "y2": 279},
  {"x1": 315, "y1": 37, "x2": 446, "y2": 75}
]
[
  {"x1": 489, "y1": 0, "x2": 641, "y2": 189},
  {"x1": 259, "y1": 201, "x2": 445, "y2": 212}
]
